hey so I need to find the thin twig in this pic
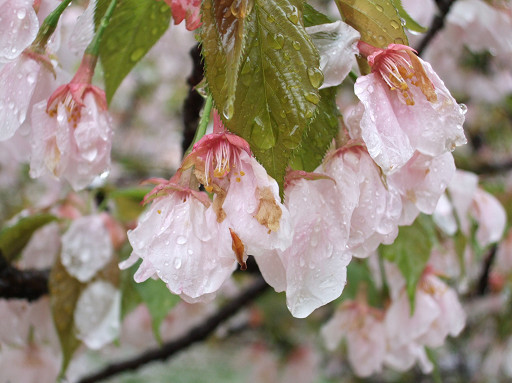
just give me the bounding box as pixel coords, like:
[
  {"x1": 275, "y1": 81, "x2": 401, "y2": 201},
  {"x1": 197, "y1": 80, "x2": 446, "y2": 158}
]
[
  {"x1": 417, "y1": 0, "x2": 457, "y2": 56},
  {"x1": 476, "y1": 245, "x2": 498, "y2": 296},
  {"x1": 0, "y1": 252, "x2": 49, "y2": 301},
  {"x1": 77, "y1": 276, "x2": 269, "y2": 383},
  {"x1": 181, "y1": 43, "x2": 205, "y2": 156}
]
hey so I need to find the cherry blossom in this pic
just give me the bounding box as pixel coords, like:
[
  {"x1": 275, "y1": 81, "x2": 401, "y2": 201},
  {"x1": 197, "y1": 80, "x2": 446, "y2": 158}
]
[
  {"x1": 0, "y1": 0, "x2": 39, "y2": 62},
  {"x1": 163, "y1": 0, "x2": 201, "y2": 31},
  {"x1": 61, "y1": 214, "x2": 113, "y2": 282},
  {"x1": 74, "y1": 280, "x2": 121, "y2": 349},
  {"x1": 354, "y1": 42, "x2": 466, "y2": 173},
  {"x1": 29, "y1": 54, "x2": 113, "y2": 190},
  {"x1": 270, "y1": 172, "x2": 355, "y2": 318},
  {"x1": 323, "y1": 143, "x2": 402, "y2": 258},
  {"x1": 182, "y1": 115, "x2": 293, "y2": 258},
  {"x1": 123, "y1": 179, "x2": 237, "y2": 303},
  {"x1": 0, "y1": 51, "x2": 56, "y2": 141},
  {"x1": 321, "y1": 301, "x2": 387, "y2": 377}
]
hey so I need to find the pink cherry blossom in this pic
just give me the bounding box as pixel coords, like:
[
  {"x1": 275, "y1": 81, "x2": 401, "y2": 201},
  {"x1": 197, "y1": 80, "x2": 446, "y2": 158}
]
[
  {"x1": 0, "y1": 0, "x2": 39, "y2": 62},
  {"x1": 123, "y1": 180, "x2": 237, "y2": 303},
  {"x1": 163, "y1": 0, "x2": 201, "y2": 31},
  {"x1": 61, "y1": 214, "x2": 114, "y2": 282},
  {"x1": 0, "y1": 52, "x2": 56, "y2": 141},
  {"x1": 273, "y1": 173, "x2": 355, "y2": 318},
  {"x1": 354, "y1": 42, "x2": 466, "y2": 173},
  {"x1": 183, "y1": 118, "x2": 292, "y2": 258},
  {"x1": 470, "y1": 188, "x2": 507, "y2": 247},
  {"x1": 321, "y1": 301, "x2": 387, "y2": 377},
  {"x1": 29, "y1": 54, "x2": 113, "y2": 190},
  {"x1": 323, "y1": 143, "x2": 402, "y2": 258},
  {"x1": 389, "y1": 151, "x2": 455, "y2": 224},
  {"x1": 496, "y1": 228, "x2": 512, "y2": 274}
]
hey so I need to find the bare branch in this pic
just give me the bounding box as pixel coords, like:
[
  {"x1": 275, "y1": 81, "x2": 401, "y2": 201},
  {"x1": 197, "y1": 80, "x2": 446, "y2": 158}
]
[
  {"x1": 417, "y1": 0, "x2": 457, "y2": 56},
  {"x1": 0, "y1": 252, "x2": 49, "y2": 301}
]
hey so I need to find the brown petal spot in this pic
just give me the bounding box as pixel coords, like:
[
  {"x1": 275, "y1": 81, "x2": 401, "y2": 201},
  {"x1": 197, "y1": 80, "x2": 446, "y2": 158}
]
[
  {"x1": 254, "y1": 187, "x2": 282, "y2": 232},
  {"x1": 406, "y1": 50, "x2": 437, "y2": 103},
  {"x1": 229, "y1": 228, "x2": 247, "y2": 270}
]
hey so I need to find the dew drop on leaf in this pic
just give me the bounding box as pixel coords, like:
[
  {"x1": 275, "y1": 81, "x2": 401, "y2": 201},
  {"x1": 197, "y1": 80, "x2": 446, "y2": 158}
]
[
  {"x1": 307, "y1": 67, "x2": 324, "y2": 89},
  {"x1": 305, "y1": 92, "x2": 320, "y2": 105},
  {"x1": 250, "y1": 117, "x2": 276, "y2": 150},
  {"x1": 130, "y1": 48, "x2": 145, "y2": 62}
]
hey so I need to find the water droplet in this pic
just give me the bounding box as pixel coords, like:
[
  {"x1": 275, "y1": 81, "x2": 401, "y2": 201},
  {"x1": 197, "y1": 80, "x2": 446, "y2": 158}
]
[
  {"x1": 130, "y1": 48, "x2": 145, "y2": 62},
  {"x1": 241, "y1": 59, "x2": 252, "y2": 75},
  {"x1": 268, "y1": 33, "x2": 284, "y2": 50},
  {"x1": 459, "y1": 103, "x2": 468, "y2": 115},
  {"x1": 267, "y1": 14, "x2": 275, "y2": 22},
  {"x1": 223, "y1": 101, "x2": 234, "y2": 120},
  {"x1": 292, "y1": 41, "x2": 301, "y2": 50},
  {"x1": 250, "y1": 117, "x2": 276, "y2": 150},
  {"x1": 307, "y1": 67, "x2": 324, "y2": 89},
  {"x1": 26, "y1": 72, "x2": 36, "y2": 84},
  {"x1": 176, "y1": 235, "x2": 187, "y2": 245},
  {"x1": 286, "y1": 6, "x2": 299, "y2": 24},
  {"x1": 17, "y1": 8, "x2": 26, "y2": 19},
  {"x1": 305, "y1": 92, "x2": 320, "y2": 105},
  {"x1": 394, "y1": 37, "x2": 405, "y2": 44},
  {"x1": 282, "y1": 124, "x2": 301, "y2": 149},
  {"x1": 279, "y1": 110, "x2": 286, "y2": 119},
  {"x1": 56, "y1": 114, "x2": 64, "y2": 123},
  {"x1": 187, "y1": 249, "x2": 194, "y2": 255},
  {"x1": 375, "y1": 4, "x2": 383, "y2": 12},
  {"x1": 174, "y1": 258, "x2": 182, "y2": 269},
  {"x1": 390, "y1": 20, "x2": 400, "y2": 30},
  {"x1": 400, "y1": 17, "x2": 406, "y2": 26}
]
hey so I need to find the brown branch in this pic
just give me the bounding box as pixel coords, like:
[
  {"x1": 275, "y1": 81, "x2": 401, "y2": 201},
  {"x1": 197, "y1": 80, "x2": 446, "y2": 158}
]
[
  {"x1": 476, "y1": 245, "x2": 498, "y2": 296},
  {"x1": 0, "y1": 252, "x2": 49, "y2": 301},
  {"x1": 416, "y1": 0, "x2": 457, "y2": 56},
  {"x1": 77, "y1": 276, "x2": 269, "y2": 383},
  {"x1": 181, "y1": 43, "x2": 205, "y2": 155}
]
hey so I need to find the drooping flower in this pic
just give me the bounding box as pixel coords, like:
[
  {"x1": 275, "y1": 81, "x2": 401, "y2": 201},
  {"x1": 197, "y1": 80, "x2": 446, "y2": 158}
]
[
  {"x1": 163, "y1": 0, "x2": 202, "y2": 31},
  {"x1": 267, "y1": 171, "x2": 355, "y2": 318},
  {"x1": 123, "y1": 177, "x2": 237, "y2": 303},
  {"x1": 182, "y1": 113, "x2": 293, "y2": 258},
  {"x1": 0, "y1": 0, "x2": 39, "y2": 63},
  {"x1": 354, "y1": 42, "x2": 466, "y2": 173},
  {"x1": 61, "y1": 214, "x2": 113, "y2": 283},
  {"x1": 321, "y1": 301, "x2": 387, "y2": 377},
  {"x1": 29, "y1": 54, "x2": 113, "y2": 190},
  {"x1": 323, "y1": 143, "x2": 402, "y2": 258}
]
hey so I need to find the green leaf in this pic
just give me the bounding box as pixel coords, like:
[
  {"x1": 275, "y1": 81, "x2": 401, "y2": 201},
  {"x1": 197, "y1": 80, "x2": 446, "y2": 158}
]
[
  {"x1": 290, "y1": 87, "x2": 340, "y2": 171},
  {"x1": 109, "y1": 187, "x2": 151, "y2": 222},
  {"x1": 381, "y1": 214, "x2": 436, "y2": 311},
  {"x1": 49, "y1": 258, "x2": 84, "y2": 375},
  {"x1": 95, "y1": 0, "x2": 171, "y2": 103},
  {"x1": 201, "y1": 0, "x2": 321, "y2": 189},
  {"x1": 334, "y1": 0, "x2": 408, "y2": 48},
  {"x1": 0, "y1": 214, "x2": 57, "y2": 262},
  {"x1": 390, "y1": 0, "x2": 427, "y2": 33},
  {"x1": 303, "y1": 3, "x2": 333, "y2": 27},
  {"x1": 134, "y1": 276, "x2": 180, "y2": 343}
]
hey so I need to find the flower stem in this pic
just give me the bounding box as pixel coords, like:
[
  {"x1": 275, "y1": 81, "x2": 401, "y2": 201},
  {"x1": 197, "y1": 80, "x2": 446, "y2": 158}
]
[
  {"x1": 184, "y1": 94, "x2": 213, "y2": 157},
  {"x1": 31, "y1": 0, "x2": 73, "y2": 51},
  {"x1": 86, "y1": 0, "x2": 119, "y2": 56}
]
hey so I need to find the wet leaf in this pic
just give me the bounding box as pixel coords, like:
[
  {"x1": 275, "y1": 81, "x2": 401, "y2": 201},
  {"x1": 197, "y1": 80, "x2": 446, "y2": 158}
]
[
  {"x1": 49, "y1": 257, "x2": 84, "y2": 375},
  {"x1": 202, "y1": 0, "x2": 321, "y2": 190},
  {"x1": 390, "y1": 0, "x2": 427, "y2": 33},
  {"x1": 334, "y1": 0, "x2": 408, "y2": 49},
  {"x1": 303, "y1": 2, "x2": 333, "y2": 27},
  {"x1": 95, "y1": 0, "x2": 171, "y2": 103},
  {"x1": 0, "y1": 214, "x2": 57, "y2": 262},
  {"x1": 381, "y1": 214, "x2": 436, "y2": 311},
  {"x1": 291, "y1": 87, "x2": 340, "y2": 171},
  {"x1": 134, "y1": 277, "x2": 180, "y2": 343}
]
